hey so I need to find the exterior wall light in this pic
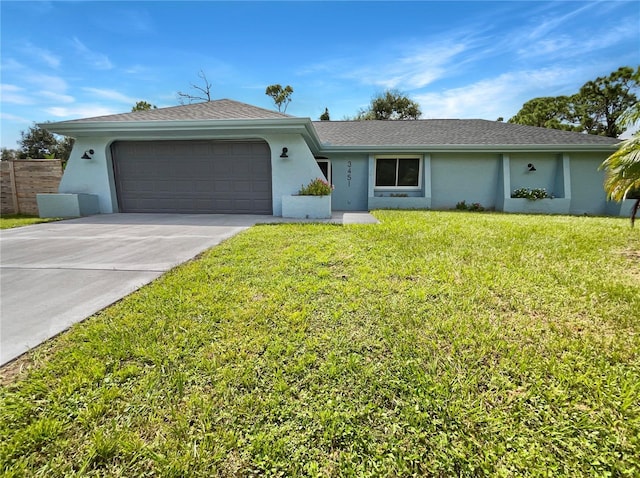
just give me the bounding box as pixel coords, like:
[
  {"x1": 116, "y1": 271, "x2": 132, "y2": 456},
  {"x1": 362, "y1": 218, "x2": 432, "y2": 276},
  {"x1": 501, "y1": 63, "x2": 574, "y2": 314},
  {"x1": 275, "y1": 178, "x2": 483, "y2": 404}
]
[
  {"x1": 527, "y1": 163, "x2": 536, "y2": 171},
  {"x1": 280, "y1": 147, "x2": 288, "y2": 158},
  {"x1": 81, "y1": 149, "x2": 95, "y2": 160}
]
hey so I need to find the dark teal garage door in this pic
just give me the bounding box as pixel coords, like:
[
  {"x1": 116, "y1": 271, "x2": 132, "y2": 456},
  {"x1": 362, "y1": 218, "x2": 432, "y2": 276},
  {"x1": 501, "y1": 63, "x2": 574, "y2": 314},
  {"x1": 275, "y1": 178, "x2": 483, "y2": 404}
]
[{"x1": 112, "y1": 140, "x2": 272, "y2": 214}]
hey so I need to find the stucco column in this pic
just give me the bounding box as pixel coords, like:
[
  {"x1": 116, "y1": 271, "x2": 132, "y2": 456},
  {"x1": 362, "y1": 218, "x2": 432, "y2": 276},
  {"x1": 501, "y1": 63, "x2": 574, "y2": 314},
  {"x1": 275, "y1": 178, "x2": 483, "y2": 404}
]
[{"x1": 496, "y1": 154, "x2": 511, "y2": 211}]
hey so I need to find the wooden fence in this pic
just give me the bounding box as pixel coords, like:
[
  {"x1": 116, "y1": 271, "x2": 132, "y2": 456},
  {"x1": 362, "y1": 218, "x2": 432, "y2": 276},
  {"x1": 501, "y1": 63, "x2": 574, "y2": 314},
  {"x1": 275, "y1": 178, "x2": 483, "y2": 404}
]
[{"x1": 0, "y1": 160, "x2": 63, "y2": 216}]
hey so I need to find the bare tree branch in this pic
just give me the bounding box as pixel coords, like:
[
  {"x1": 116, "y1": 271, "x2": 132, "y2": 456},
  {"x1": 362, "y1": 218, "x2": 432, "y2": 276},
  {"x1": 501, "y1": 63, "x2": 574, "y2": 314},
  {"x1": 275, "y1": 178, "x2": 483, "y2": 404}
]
[{"x1": 177, "y1": 70, "x2": 213, "y2": 104}]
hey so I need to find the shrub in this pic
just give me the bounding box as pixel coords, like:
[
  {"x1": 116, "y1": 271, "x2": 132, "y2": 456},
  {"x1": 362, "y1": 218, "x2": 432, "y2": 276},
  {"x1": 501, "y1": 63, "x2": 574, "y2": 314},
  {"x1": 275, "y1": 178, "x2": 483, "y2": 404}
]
[
  {"x1": 455, "y1": 200, "x2": 485, "y2": 211},
  {"x1": 511, "y1": 188, "x2": 551, "y2": 200},
  {"x1": 298, "y1": 178, "x2": 334, "y2": 196}
]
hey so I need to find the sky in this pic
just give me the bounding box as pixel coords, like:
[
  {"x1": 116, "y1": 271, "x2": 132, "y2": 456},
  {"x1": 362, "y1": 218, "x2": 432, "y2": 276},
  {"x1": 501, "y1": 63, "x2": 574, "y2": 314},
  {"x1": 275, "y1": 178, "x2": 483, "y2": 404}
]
[{"x1": 1, "y1": 0, "x2": 639, "y2": 149}]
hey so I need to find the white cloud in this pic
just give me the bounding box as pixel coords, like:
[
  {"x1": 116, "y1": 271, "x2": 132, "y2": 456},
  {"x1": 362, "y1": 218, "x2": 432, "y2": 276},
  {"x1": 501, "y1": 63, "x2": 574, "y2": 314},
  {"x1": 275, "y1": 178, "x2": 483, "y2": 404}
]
[
  {"x1": 24, "y1": 42, "x2": 61, "y2": 69},
  {"x1": 39, "y1": 91, "x2": 75, "y2": 104},
  {"x1": 414, "y1": 68, "x2": 571, "y2": 120},
  {"x1": 341, "y1": 42, "x2": 470, "y2": 90},
  {"x1": 45, "y1": 105, "x2": 119, "y2": 119},
  {"x1": 0, "y1": 84, "x2": 34, "y2": 105},
  {"x1": 517, "y1": 36, "x2": 574, "y2": 59},
  {"x1": 27, "y1": 74, "x2": 69, "y2": 94},
  {"x1": 72, "y1": 37, "x2": 114, "y2": 70},
  {"x1": 1, "y1": 58, "x2": 26, "y2": 71},
  {"x1": 0, "y1": 112, "x2": 32, "y2": 123},
  {"x1": 82, "y1": 87, "x2": 136, "y2": 104},
  {"x1": 527, "y1": 2, "x2": 598, "y2": 40},
  {"x1": 517, "y1": 16, "x2": 638, "y2": 61},
  {"x1": 123, "y1": 64, "x2": 147, "y2": 75}
]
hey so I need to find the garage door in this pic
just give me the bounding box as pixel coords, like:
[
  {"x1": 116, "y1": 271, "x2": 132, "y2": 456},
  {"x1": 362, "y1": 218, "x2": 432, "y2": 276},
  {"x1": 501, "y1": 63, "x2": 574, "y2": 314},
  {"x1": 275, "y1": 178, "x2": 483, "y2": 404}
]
[{"x1": 112, "y1": 140, "x2": 272, "y2": 214}]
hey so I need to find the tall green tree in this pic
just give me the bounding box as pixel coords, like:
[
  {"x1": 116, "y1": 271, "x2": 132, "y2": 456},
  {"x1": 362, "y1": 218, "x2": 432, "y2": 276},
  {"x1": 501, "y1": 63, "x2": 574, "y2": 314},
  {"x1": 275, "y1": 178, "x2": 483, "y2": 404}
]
[
  {"x1": 508, "y1": 96, "x2": 577, "y2": 131},
  {"x1": 355, "y1": 90, "x2": 421, "y2": 120},
  {"x1": 18, "y1": 123, "x2": 58, "y2": 159},
  {"x1": 17, "y1": 123, "x2": 74, "y2": 165},
  {"x1": 265, "y1": 84, "x2": 293, "y2": 113},
  {"x1": 599, "y1": 104, "x2": 640, "y2": 226},
  {"x1": 132, "y1": 101, "x2": 157, "y2": 111},
  {"x1": 575, "y1": 66, "x2": 640, "y2": 137},
  {"x1": 56, "y1": 136, "x2": 75, "y2": 165},
  {"x1": 509, "y1": 66, "x2": 639, "y2": 138}
]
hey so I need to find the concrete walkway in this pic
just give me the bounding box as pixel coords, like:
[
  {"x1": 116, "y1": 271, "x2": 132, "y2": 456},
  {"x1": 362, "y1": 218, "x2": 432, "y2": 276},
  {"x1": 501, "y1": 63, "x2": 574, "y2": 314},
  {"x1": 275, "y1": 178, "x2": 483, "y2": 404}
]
[{"x1": 0, "y1": 212, "x2": 377, "y2": 365}]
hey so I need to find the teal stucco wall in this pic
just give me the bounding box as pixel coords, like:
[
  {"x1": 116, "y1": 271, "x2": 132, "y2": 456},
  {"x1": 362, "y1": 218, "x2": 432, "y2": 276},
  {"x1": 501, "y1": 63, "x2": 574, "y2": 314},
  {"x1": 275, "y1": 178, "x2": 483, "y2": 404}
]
[
  {"x1": 509, "y1": 152, "x2": 562, "y2": 197},
  {"x1": 325, "y1": 154, "x2": 369, "y2": 211},
  {"x1": 349, "y1": 150, "x2": 617, "y2": 216},
  {"x1": 569, "y1": 152, "x2": 609, "y2": 215},
  {"x1": 430, "y1": 153, "x2": 500, "y2": 210}
]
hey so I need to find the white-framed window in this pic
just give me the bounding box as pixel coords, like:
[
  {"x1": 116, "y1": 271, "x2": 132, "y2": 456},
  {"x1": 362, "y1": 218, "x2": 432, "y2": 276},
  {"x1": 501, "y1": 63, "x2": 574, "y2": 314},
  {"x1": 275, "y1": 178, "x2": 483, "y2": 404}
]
[
  {"x1": 375, "y1": 155, "x2": 421, "y2": 189},
  {"x1": 316, "y1": 159, "x2": 332, "y2": 183}
]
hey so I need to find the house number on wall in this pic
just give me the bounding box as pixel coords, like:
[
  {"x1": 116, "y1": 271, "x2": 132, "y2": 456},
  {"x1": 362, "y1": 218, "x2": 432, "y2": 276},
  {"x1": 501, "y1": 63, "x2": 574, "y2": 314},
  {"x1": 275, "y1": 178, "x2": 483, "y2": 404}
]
[{"x1": 347, "y1": 161, "x2": 352, "y2": 187}]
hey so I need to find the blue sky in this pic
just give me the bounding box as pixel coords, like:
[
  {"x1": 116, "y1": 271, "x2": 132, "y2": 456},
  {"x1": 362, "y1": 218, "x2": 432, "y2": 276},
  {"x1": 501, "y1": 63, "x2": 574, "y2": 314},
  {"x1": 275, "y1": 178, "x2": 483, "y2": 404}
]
[{"x1": 1, "y1": 0, "x2": 639, "y2": 148}]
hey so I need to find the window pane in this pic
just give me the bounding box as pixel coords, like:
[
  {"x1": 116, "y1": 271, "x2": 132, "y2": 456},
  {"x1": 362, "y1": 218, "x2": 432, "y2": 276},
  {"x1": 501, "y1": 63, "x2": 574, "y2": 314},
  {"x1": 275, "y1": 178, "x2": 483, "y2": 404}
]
[
  {"x1": 376, "y1": 159, "x2": 397, "y2": 186},
  {"x1": 317, "y1": 161, "x2": 329, "y2": 181},
  {"x1": 397, "y1": 158, "x2": 419, "y2": 186}
]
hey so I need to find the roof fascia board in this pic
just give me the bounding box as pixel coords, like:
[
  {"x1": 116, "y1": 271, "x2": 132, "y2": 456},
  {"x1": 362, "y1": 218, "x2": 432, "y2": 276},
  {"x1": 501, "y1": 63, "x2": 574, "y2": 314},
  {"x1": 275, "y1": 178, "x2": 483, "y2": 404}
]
[
  {"x1": 317, "y1": 143, "x2": 620, "y2": 154},
  {"x1": 39, "y1": 117, "x2": 314, "y2": 137},
  {"x1": 302, "y1": 122, "x2": 322, "y2": 153}
]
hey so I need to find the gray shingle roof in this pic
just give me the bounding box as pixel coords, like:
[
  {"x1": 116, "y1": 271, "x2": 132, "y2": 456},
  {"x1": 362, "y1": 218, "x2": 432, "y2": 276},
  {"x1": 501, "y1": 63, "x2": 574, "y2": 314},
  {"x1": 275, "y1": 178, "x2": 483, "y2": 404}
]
[
  {"x1": 52, "y1": 97, "x2": 620, "y2": 148},
  {"x1": 312, "y1": 119, "x2": 620, "y2": 146},
  {"x1": 62, "y1": 99, "x2": 292, "y2": 122}
]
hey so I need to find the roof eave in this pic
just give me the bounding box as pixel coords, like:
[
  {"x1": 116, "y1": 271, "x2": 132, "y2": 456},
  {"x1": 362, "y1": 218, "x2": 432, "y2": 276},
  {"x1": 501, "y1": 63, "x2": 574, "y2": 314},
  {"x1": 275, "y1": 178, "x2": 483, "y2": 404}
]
[
  {"x1": 40, "y1": 117, "x2": 325, "y2": 153},
  {"x1": 39, "y1": 118, "x2": 619, "y2": 153},
  {"x1": 39, "y1": 117, "x2": 314, "y2": 137},
  {"x1": 317, "y1": 143, "x2": 620, "y2": 153}
]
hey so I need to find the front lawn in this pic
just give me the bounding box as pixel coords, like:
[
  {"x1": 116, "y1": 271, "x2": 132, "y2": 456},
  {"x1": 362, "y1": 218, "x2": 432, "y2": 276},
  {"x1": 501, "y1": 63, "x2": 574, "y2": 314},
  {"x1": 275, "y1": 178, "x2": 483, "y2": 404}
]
[
  {"x1": 0, "y1": 215, "x2": 59, "y2": 229},
  {"x1": 1, "y1": 211, "x2": 638, "y2": 476}
]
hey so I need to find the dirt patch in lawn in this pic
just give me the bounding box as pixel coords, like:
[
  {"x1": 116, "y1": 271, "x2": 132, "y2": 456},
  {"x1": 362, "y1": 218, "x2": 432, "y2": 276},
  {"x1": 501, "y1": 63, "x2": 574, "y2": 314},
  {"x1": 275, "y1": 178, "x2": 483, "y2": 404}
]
[{"x1": 0, "y1": 354, "x2": 34, "y2": 386}]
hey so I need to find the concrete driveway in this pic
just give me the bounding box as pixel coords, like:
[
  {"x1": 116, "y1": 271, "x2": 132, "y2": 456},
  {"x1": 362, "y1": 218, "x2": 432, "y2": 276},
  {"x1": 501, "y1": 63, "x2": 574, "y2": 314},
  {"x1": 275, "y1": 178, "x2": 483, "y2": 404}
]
[{"x1": 0, "y1": 212, "x2": 377, "y2": 366}]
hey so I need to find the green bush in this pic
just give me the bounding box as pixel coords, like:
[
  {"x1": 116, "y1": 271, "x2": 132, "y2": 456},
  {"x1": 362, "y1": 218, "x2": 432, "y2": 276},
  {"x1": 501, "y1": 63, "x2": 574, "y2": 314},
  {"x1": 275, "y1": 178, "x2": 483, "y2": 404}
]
[
  {"x1": 298, "y1": 178, "x2": 334, "y2": 196},
  {"x1": 455, "y1": 200, "x2": 485, "y2": 211},
  {"x1": 512, "y1": 187, "x2": 551, "y2": 200}
]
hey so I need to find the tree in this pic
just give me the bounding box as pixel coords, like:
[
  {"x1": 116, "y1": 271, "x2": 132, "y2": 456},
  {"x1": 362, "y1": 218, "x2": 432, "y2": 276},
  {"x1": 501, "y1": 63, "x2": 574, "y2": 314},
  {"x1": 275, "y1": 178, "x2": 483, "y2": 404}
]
[
  {"x1": 18, "y1": 123, "x2": 59, "y2": 159},
  {"x1": 599, "y1": 104, "x2": 640, "y2": 226},
  {"x1": 575, "y1": 66, "x2": 640, "y2": 137},
  {"x1": 1, "y1": 148, "x2": 18, "y2": 161},
  {"x1": 57, "y1": 136, "x2": 75, "y2": 166},
  {"x1": 355, "y1": 90, "x2": 421, "y2": 120},
  {"x1": 509, "y1": 66, "x2": 639, "y2": 137},
  {"x1": 507, "y1": 96, "x2": 577, "y2": 131},
  {"x1": 177, "y1": 70, "x2": 212, "y2": 104},
  {"x1": 132, "y1": 101, "x2": 157, "y2": 111},
  {"x1": 319, "y1": 107, "x2": 330, "y2": 121},
  {"x1": 17, "y1": 123, "x2": 74, "y2": 166},
  {"x1": 265, "y1": 84, "x2": 293, "y2": 113}
]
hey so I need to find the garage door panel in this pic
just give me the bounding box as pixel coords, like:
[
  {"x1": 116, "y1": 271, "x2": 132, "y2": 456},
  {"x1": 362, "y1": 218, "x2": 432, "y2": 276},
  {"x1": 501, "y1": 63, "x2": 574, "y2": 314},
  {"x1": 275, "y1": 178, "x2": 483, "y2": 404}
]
[
  {"x1": 113, "y1": 140, "x2": 272, "y2": 214},
  {"x1": 194, "y1": 181, "x2": 214, "y2": 193},
  {"x1": 212, "y1": 163, "x2": 229, "y2": 175},
  {"x1": 213, "y1": 143, "x2": 231, "y2": 155},
  {"x1": 253, "y1": 162, "x2": 271, "y2": 176},
  {"x1": 213, "y1": 181, "x2": 233, "y2": 193},
  {"x1": 231, "y1": 180, "x2": 250, "y2": 192},
  {"x1": 234, "y1": 199, "x2": 252, "y2": 210},
  {"x1": 253, "y1": 181, "x2": 271, "y2": 193}
]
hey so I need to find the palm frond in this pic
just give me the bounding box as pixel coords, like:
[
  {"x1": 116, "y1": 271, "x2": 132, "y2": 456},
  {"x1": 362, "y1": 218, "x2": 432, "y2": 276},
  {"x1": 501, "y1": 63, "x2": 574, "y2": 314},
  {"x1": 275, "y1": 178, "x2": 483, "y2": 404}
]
[{"x1": 600, "y1": 135, "x2": 640, "y2": 201}]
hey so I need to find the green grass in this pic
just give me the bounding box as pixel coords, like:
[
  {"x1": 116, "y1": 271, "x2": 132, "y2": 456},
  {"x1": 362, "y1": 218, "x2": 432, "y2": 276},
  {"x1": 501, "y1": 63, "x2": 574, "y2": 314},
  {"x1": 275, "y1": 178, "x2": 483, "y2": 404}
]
[
  {"x1": 0, "y1": 215, "x2": 60, "y2": 229},
  {"x1": 1, "y1": 211, "x2": 639, "y2": 476}
]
